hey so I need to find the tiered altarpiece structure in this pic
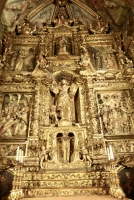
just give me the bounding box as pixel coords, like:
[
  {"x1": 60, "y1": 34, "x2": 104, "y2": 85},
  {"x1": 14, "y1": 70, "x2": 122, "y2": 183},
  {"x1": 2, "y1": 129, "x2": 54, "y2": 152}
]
[{"x1": 0, "y1": 0, "x2": 134, "y2": 198}]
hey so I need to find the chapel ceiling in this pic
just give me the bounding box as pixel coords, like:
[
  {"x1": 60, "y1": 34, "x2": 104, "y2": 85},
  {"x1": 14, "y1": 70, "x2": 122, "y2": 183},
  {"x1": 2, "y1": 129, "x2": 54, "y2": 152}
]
[{"x1": 1, "y1": 0, "x2": 134, "y2": 33}]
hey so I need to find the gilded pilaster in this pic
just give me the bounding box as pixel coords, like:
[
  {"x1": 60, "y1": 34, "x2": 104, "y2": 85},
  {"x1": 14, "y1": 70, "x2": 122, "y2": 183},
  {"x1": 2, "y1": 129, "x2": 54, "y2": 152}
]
[{"x1": 30, "y1": 83, "x2": 40, "y2": 137}]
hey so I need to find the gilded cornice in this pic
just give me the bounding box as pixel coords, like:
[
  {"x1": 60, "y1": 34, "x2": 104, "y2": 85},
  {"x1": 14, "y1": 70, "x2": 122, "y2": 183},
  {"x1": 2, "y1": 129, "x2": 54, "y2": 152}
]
[{"x1": 87, "y1": 34, "x2": 113, "y2": 44}]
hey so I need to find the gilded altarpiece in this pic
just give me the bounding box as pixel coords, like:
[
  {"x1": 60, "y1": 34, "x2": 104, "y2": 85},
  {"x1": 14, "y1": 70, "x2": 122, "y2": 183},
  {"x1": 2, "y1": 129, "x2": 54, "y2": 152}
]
[{"x1": 0, "y1": 0, "x2": 134, "y2": 199}]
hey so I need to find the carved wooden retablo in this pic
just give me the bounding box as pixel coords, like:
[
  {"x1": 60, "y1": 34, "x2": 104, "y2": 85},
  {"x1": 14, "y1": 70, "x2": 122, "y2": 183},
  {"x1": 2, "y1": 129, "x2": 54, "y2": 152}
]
[{"x1": 0, "y1": 0, "x2": 134, "y2": 198}]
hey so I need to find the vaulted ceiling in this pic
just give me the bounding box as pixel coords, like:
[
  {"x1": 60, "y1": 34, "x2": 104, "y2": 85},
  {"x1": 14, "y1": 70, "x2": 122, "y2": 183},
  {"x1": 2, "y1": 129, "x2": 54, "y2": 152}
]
[{"x1": 0, "y1": 0, "x2": 134, "y2": 33}]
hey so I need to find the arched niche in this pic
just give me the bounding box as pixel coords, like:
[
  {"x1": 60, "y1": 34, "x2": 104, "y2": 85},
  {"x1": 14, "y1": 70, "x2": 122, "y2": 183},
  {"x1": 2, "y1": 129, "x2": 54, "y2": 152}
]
[
  {"x1": 68, "y1": 132, "x2": 75, "y2": 163},
  {"x1": 50, "y1": 74, "x2": 80, "y2": 124},
  {"x1": 56, "y1": 133, "x2": 63, "y2": 163},
  {"x1": 55, "y1": 36, "x2": 72, "y2": 56},
  {"x1": 56, "y1": 132, "x2": 75, "y2": 163}
]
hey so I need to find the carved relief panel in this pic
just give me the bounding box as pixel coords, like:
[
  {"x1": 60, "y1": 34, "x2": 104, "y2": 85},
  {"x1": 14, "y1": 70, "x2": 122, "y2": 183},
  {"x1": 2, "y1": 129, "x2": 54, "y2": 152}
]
[
  {"x1": 89, "y1": 45, "x2": 118, "y2": 70},
  {"x1": 96, "y1": 91, "x2": 133, "y2": 135},
  {"x1": 106, "y1": 140, "x2": 134, "y2": 154},
  {"x1": 9, "y1": 46, "x2": 36, "y2": 72},
  {"x1": 0, "y1": 93, "x2": 32, "y2": 139}
]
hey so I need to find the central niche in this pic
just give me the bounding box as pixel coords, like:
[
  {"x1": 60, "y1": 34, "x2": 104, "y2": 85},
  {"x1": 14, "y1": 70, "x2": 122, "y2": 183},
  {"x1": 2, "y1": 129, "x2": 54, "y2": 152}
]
[
  {"x1": 50, "y1": 76, "x2": 80, "y2": 124},
  {"x1": 56, "y1": 132, "x2": 75, "y2": 163},
  {"x1": 55, "y1": 36, "x2": 72, "y2": 56}
]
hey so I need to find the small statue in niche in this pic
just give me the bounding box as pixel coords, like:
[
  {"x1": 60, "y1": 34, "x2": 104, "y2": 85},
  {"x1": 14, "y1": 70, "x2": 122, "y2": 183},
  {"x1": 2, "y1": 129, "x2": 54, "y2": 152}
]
[
  {"x1": 55, "y1": 14, "x2": 69, "y2": 26},
  {"x1": 58, "y1": 35, "x2": 69, "y2": 55},
  {"x1": 94, "y1": 51, "x2": 103, "y2": 69},
  {"x1": 50, "y1": 78, "x2": 78, "y2": 122},
  {"x1": 39, "y1": 146, "x2": 49, "y2": 168},
  {"x1": 49, "y1": 105, "x2": 58, "y2": 125}
]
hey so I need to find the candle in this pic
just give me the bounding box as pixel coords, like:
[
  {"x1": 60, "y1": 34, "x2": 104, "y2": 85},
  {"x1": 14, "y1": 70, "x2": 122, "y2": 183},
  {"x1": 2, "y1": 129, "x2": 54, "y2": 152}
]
[
  {"x1": 16, "y1": 146, "x2": 19, "y2": 161},
  {"x1": 131, "y1": 144, "x2": 133, "y2": 152},
  {"x1": 21, "y1": 150, "x2": 24, "y2": 163},
  {"x1": 19, "y1": 149, "x2": 22, "y2": 163},
  {"x1": 107, "y1": 148, "x2": 110, "y2": 160},
  {"x1": 109, "y1": 145, "x2": 114, "y2": 159}
]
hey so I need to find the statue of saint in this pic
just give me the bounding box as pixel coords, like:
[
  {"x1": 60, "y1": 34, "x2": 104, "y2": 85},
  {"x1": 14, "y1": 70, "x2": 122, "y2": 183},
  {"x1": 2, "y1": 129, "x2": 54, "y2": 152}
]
[
  {"x1": 49, "y1": 105, "x2": 58, "y2": 124},
  {"x1": 58, "y1": 36, "x2": 69, "y2": 55},
  {"x1": 50, "y1": 78, "x2": 78, "y2": 122}
]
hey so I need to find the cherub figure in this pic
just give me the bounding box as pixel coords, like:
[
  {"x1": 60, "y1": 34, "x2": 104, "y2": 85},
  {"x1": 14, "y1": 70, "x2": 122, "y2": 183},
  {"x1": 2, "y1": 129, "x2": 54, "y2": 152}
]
[{"x1": 81, "y1": 146, "x2": 92, "y2": 166}]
